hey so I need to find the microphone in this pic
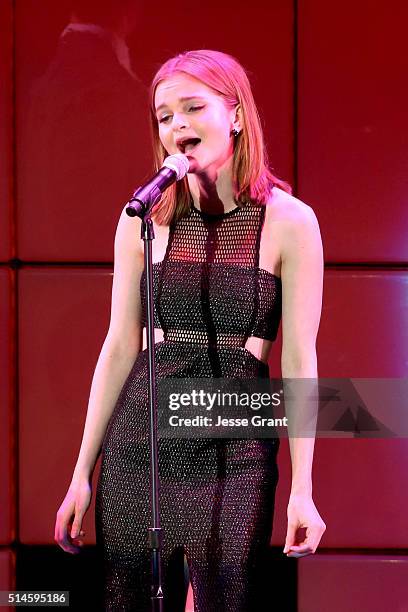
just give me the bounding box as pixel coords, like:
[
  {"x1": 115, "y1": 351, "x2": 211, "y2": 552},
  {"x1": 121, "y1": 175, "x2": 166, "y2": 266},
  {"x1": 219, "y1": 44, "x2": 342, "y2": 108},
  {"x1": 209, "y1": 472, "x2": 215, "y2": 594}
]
[{"x1": 125, "y1": 154, "x2": 189, "y2": 218}]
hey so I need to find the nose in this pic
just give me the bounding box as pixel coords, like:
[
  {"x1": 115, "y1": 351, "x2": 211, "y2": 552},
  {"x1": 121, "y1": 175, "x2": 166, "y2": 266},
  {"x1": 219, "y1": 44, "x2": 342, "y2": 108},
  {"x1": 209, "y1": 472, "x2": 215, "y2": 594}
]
[{"x1": 172, "y1": 113, "x2": 189, "y2": 131}]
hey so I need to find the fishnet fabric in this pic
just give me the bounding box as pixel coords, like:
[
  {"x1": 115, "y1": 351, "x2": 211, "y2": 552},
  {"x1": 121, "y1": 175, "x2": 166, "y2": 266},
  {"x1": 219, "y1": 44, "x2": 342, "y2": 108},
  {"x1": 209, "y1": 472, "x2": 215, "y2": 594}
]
[
  {"x1": 140, "y1": 201, "x2": 282, "y2": 346},
  {"x1": 95, "y1": 200, "x2": 282, "y2": 611}
]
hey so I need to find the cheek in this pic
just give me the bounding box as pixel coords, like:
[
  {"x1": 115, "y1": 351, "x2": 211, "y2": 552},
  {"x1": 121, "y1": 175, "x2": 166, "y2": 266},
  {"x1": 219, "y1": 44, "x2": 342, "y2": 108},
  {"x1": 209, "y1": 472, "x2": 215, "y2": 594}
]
[
  {"x1": 210, "y1": 126, "x2": 231, "y2": 150},
  {"x1": 210, "y1": 115, "x2": 231, "y2": 141},
  {"x1": 157, "y1": 125, "x2": 166, "y2": 142},
  {"x1": 158, "y1": 126, "x2": 171, "y2": 149}
]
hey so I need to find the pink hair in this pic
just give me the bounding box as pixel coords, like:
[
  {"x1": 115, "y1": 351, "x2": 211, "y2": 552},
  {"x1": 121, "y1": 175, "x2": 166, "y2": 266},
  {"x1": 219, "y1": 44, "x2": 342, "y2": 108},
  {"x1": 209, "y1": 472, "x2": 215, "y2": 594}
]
[{"x1": 149, "y1": 49, "x2": 292, "y2": 225}]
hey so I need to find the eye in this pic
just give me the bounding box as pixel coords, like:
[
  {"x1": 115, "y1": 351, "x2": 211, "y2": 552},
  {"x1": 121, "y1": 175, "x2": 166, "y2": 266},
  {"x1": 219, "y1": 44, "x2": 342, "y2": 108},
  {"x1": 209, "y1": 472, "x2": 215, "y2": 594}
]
[{"x1": 158, "y1": 104, "x2": 204, "y2": 124}]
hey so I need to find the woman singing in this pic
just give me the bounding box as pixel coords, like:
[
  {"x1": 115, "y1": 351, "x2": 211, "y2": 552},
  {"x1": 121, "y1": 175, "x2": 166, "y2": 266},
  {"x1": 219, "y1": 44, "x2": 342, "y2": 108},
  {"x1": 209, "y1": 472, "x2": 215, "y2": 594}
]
[{"x1": 55, "y1": 49, "x2": 326, "y2": 611}]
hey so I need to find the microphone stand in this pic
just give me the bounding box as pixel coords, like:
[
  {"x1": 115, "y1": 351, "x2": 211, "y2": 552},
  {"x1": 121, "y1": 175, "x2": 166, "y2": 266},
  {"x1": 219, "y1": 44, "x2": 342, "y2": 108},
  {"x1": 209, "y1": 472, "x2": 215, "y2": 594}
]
[
  {"x1": 125, "y1": 155, "x2": 188, "y2": 610},
  {"x1": 127, "y1": 198, "x2": 164, "y2": 611}
]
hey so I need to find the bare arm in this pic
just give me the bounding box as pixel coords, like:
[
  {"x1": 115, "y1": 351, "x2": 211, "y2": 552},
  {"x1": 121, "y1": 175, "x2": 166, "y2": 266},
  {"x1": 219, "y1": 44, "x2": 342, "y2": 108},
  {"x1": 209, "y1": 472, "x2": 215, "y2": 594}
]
[
  {"x1": 279, "y1": 195, "x2": 326, "y2": 556},
  {"x1": 72, "y1": 205, "x2": 145, "y2": 481},
  {"x1": 280, "y1": 200, "x2": 323, "y2": 492},
  {"x1": 71, "y1": 338, "x2": 140, "y2": 483},
  {"x1": 55, "y1": 205, "x2": 144, "y2": 553}
]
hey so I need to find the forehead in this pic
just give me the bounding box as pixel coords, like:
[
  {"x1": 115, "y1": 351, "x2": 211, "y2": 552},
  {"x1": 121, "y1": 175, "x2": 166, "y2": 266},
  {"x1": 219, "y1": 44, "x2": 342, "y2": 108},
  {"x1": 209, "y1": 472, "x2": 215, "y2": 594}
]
[{"x1": 154, "y1": 73, "x2": 221, "y2": 110}]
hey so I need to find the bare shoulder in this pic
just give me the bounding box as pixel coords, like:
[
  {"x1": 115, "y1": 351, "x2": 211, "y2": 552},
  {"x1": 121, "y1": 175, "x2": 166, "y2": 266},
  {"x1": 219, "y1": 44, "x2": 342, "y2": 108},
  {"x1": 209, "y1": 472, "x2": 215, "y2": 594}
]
[
  {"x1": 266, "y1": 188, "x2": 321, "y2": 254},
  {"x1": 265, "y1": 186, "x2": 320, "y2": 230}
]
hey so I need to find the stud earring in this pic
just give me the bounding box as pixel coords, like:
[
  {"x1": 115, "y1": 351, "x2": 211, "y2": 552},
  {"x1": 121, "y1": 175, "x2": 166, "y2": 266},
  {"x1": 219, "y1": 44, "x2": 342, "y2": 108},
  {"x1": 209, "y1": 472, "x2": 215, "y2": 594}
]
[{"x1": 231, "y1": 128, "x2": 240, "y2": 137}]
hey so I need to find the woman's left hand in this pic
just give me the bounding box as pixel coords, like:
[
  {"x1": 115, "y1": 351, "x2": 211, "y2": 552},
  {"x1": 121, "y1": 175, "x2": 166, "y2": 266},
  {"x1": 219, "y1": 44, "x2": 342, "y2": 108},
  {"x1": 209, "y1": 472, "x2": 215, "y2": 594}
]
[{"x1": 283, "y1": 492, "x2": 326, "y2": 558}]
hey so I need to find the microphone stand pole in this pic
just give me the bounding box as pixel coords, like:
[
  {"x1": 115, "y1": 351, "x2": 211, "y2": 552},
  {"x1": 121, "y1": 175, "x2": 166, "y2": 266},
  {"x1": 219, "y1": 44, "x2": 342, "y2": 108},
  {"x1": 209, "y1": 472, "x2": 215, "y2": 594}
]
[
  {"x1": 126, "y1": 154, "x2": 189, "y2": 610},
  {"x1": 126, "y1": 191, "x2": 164, "y2": 611},
  {"x1": 141, "y1": 213, "x2": 164, "y2": 612}
]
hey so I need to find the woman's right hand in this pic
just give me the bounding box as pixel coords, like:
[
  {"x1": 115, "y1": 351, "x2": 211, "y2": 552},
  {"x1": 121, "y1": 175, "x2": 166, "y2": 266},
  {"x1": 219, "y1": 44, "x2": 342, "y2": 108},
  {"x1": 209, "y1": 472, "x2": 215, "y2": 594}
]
[{"x1": 54, "y1": 478, "x2": 92, "y2": 554}]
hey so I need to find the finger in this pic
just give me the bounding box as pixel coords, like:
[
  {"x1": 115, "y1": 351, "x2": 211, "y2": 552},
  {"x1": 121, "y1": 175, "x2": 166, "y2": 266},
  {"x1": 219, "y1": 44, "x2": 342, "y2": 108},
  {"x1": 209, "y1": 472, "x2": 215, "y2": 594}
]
[
  {"x1": 70, "y1": 514, "x2": 84, "y2": 539},
  {"x1": 56, "y1": 529, "x2": 82, "y2": 554},
  {"x1": 283, "y1": 523, "x2": 297, "y2": 554},
  {"x1": 72, "y1": 531, "x2": 86, "y2": 546},
  {"x1": 286, "y1": 543, "x2": 314, "y2": 553},
  {"x1": 285, "y1": 538, "x2": 316, "y2": 558},
  {"x1": 285, "y1": 523, "x2": 326, "y2": 557},
  {"x1": 61, "y1": 539, "x2": 82, "y2": 554},
  {"x1": 55, "y1": 518, "x2": 82, "y2": 554},
  {"x1": 55, "y1": 511, "x2": 70, "y2": 542},
  {"x1": 58, "y1": 525, "x2": 82, "y2": 554},
  {"x1": 299, "y1": 528, "x2": 323, "y2": 553},
  {"x1": 287, "y1": 549, "x2": 314, "y2": 558}
]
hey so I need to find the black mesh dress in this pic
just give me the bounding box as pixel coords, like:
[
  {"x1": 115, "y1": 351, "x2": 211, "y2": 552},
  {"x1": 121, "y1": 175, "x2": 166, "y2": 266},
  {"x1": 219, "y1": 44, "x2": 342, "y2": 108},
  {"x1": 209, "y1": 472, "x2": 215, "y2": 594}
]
[{"x1": 95, "y1": 199, "x2": 283, "y2": 611}]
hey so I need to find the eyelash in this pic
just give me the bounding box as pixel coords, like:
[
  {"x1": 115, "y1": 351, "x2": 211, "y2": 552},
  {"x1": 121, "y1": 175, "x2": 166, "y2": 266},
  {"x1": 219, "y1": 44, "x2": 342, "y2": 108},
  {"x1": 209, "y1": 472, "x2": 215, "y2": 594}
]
[{"x1": 159, "y1": 105, "x2": 205, "y2": 124}]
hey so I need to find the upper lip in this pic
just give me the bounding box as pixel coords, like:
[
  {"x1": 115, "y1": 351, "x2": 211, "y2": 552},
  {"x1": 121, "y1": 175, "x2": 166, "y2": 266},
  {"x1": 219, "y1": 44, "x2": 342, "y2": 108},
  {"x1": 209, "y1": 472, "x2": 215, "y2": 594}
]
[{"x1": 175, "y1": 136, "x2": 201, "y2": 151}]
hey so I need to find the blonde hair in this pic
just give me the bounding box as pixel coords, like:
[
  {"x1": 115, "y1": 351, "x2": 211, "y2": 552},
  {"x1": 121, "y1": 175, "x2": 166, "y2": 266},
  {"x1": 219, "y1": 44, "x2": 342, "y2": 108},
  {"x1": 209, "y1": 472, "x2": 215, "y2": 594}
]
[{"x1": 149, "y1": 49, "x2": 292, "y2": 225}]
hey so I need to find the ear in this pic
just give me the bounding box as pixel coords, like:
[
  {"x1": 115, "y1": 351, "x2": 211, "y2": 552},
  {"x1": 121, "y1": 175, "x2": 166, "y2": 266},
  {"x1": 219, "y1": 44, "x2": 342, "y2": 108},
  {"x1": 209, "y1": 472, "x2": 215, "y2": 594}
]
[{"x1": 231, "y1": 104, "x2": 242, "y2": 132}]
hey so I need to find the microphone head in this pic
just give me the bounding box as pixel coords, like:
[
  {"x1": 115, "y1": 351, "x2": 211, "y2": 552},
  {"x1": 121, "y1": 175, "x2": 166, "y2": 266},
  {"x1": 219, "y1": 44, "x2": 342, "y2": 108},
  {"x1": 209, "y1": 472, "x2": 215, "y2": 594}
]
[{"x1": 162, "y1": 154, "x2": 190, "y2": 180}]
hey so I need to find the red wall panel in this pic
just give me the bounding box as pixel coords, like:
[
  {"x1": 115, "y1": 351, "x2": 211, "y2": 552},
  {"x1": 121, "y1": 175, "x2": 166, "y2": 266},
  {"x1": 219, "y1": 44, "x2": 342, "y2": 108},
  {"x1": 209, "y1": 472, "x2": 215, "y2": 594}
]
[
  {"x1": 0, "y1": 268, "x2": 15, "y2": 544},
  {"x1": 18, "y1": 268, "x2": 111, "y2": 543},
  {"x1": 318, "y1": 270, "x2": 408, "y2": 377},
  {"x1": 0, "y1": 0, "x2": 13, "y2": 261},
  {"x1": 298, "y1": 0, "x2": 408, "y2": 262},
  {"x1": 16, "y1": 0, "x2": 293, "y2": 261},
  {"x1": 16, "y1": 1, "x2": 152, "y2": 262},
  {"x1": 298, "y1": 554, "x2": 408, "y2": 612},
  {"x1": 0, "y1": 549, "x2": 15, "y2": 592}
]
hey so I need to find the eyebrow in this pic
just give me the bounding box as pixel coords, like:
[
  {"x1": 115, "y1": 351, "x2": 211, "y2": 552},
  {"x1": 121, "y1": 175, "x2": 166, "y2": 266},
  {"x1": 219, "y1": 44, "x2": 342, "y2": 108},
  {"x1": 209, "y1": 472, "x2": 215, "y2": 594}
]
[{"x1": 155, "y1": 95, "x2": 207, "y2": 114}]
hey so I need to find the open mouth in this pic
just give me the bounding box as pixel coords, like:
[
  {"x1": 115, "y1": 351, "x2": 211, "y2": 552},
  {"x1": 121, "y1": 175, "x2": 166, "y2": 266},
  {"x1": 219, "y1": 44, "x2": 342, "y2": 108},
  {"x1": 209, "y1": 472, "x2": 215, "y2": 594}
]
[{"x1": 176, "y1": 137, "x2": 201, "y2": 154}]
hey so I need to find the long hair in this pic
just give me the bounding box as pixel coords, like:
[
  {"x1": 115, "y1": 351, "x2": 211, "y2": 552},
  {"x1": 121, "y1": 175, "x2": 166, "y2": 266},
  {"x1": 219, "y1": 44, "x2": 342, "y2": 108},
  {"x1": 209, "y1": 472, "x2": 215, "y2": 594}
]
[{"x1": 149, "y1": 49, "x2": 292, "y2": 225}]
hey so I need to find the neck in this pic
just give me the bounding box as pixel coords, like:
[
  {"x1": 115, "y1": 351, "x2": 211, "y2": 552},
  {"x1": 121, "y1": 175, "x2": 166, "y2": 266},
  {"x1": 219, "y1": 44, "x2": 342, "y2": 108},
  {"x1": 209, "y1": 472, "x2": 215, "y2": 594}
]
[{"x1": 187, "y1": 156, "x2": 237, "y2": 214}]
